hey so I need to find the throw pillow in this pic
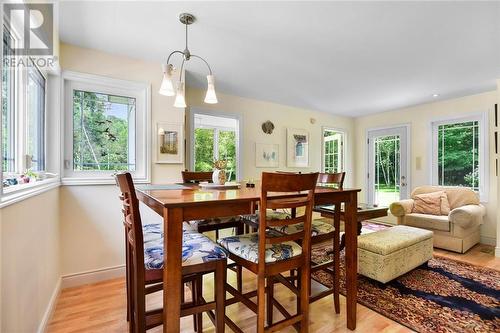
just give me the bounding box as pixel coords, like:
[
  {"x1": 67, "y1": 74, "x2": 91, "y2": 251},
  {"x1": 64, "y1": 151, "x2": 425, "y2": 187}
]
[
  {"x1": 412, "y1": 191, "x2": 444, "y2": 215},
  {"x1": 440, "y1": 192, "x2": 451, "y2": 215}
]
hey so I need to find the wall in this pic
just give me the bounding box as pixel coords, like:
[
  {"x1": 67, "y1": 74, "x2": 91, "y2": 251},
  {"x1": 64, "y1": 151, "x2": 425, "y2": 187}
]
[
  {"x1": 354, "y1": 91, "x2": 498, "y2": 245},
  {"x1": 186, "y1": 87, "x2": 355, "y2": 185},
  {"x1": 497, "y1": 80, "x2": 500, "y2": 257},
  {"x1": 0, "y1": 188, "x2": 60, "y2": 332}
]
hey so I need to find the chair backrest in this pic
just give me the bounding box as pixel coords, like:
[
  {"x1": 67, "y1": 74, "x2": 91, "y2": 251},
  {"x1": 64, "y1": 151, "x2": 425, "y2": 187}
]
[
  {"x1": 116, "y1": 172, "x2": 146, "y2": 282},
  {"x1": 258, "y1": 172, "x2": 318, "y2": 266},
  {"x1": 317, "y1": 172, "x2": 345, "y2": 188},
  {"x1": 182, "y1": 169, "x2": 213, "y2": 183}
]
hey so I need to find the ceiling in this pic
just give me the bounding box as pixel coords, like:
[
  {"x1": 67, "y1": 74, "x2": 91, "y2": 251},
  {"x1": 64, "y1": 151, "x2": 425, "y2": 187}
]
[{"x1": 59, "y1": 1, "x2": 500, "y2": 117}]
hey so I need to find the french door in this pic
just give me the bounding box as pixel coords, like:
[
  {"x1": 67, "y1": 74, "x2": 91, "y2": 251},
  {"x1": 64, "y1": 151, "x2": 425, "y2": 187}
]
[{"x1": 367, "y1": 126, "x2": 409, "y2": 206}]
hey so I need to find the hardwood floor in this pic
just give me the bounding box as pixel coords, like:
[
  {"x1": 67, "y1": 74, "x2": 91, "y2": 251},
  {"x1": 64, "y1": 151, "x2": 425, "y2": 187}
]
[{"x1": 47, "y1": 244, "x2": 499, "y2": 333}]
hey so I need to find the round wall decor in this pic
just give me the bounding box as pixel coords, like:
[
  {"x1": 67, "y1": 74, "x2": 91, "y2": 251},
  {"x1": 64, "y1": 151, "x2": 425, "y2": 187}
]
[{"x1": 261, "y1": 120, "x2": 275, "y2": 134}]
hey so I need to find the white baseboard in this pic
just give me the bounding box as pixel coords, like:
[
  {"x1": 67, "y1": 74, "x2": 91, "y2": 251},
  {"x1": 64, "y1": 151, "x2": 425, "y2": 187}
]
[
  {"x1": 480, "y1": 235, "x2": 497, "y2": 246},
  {"x1": 37, "y1": 277, "x2": 61, "y2": 333},
  {"x1": 496, "y1": 247, "x2": 500, "y2": 258},
  {"x1": 61, "y1": 265, "x2": 126, "y2": 289}
]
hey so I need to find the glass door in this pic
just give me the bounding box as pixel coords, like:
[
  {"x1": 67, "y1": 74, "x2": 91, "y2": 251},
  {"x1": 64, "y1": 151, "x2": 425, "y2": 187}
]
[{"x1": 367, "y1": 126, "x2": 409, "y2": 207}]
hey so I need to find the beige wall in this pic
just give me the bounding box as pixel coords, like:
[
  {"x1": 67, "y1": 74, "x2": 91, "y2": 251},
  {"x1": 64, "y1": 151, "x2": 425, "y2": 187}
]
[
  {"x1": 0, "y1": 188, "x2": 60, "y2": 332},
  {"x1": 186, "y1": 87, "x2": 355, "y2": 185},
  {"x1": 354, "y1": 91, "x2": 498, "y2": 244}
]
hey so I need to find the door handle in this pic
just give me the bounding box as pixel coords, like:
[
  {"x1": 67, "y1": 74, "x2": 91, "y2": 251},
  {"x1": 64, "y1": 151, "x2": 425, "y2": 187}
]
[{"x1": 401, "y1": 176, "x2": 407, "y2": 187}]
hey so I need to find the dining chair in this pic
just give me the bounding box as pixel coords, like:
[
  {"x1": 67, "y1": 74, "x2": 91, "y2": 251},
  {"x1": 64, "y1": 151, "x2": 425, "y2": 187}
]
[
  {"x1": 116, "y1": 172, "x2": 227, "y2": 333},
  {"x1": 218, "y1": 172, "x2": 318, "y2": 333}
]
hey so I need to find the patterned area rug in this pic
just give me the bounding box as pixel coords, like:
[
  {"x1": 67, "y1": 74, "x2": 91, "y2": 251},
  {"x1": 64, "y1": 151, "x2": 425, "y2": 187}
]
[{"x1": 311, "y1": 222, "x2": 500, "y2": 333}]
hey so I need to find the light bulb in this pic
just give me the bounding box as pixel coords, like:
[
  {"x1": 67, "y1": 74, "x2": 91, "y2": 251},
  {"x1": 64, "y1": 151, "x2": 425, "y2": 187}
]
[
  {"x1": 174, "y1": 82, "x2": 186, "y2": 108},
  {"x1": 159, "y1": 64, "x2": 175, "y2": 96},
  {"x1": 204, "y1": 75, "x2": 218, "y2": 104}
]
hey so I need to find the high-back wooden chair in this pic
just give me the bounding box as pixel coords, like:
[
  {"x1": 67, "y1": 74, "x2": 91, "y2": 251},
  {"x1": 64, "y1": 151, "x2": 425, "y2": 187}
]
[
  {"x1": 116, "y1": 172, "x2": 227, "y2": 333},
  {"x1": 317, "y1": 172, "x2": 345, "y2": 188},
  {"x1": 181, "y1": 170, "x2": 214, "y2": 183},
  {"x1": 218, "y1": 172, "x2": 318, "y2": 333}
]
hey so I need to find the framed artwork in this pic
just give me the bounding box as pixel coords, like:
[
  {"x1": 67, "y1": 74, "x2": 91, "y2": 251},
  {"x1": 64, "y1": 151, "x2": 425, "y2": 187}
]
[
  {"x1": 286, "y1": 128, "x2": 309, "y2": 167},
  {"x1": 255, "y1": 143, "x2": 279, "y2": 167},
  {"x1": 156, "y1": 122, "x2": 184, "y2": 164}
]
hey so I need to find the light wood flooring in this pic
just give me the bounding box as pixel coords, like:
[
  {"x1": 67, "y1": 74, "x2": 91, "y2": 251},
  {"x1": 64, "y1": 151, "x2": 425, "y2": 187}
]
[{"x1": 47, "y1": 244, "x2": 499, "y2": 333}]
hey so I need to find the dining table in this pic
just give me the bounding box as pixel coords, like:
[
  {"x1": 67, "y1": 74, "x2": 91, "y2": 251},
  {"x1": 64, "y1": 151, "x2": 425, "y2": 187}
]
[{"x1": 136, "y1": 182, "x2": 360, "y2": 332}]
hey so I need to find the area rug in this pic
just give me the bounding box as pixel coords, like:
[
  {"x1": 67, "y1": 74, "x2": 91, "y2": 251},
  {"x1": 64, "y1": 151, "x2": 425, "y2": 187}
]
[{"x1": 311, "y1": 223, "x2": 500, "y2": 333}]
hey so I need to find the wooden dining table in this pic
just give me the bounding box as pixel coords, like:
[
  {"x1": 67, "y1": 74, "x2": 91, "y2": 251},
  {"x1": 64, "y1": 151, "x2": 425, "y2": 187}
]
[{"x1": 136, "y1": 182, "x2": 360, "y2": 332}]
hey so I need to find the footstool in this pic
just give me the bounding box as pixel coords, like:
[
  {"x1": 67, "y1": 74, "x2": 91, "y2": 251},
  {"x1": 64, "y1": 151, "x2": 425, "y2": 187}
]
[{"x1": 358, "y1": 225, "x2": 433, "y2": 283}]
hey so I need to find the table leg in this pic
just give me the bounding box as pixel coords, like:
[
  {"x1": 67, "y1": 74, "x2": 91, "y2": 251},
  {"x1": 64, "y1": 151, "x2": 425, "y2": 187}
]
[
  {"x1": 344, "y1": 193, "x2": 358, "y2": 330},
  {"x1": 333, "y1": 204, "x2": 341, "y2": 314},
  {"x1": 163, "y1": 207, "x2": 183, "y2": 333}
]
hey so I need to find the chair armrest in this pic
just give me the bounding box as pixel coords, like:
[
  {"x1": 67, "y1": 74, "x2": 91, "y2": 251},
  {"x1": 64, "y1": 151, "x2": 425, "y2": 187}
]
[
  {"x1": 449, "y1": 204, "x2": 486, "y2": 229},
  {"x1": 389, "y1": 199, "x2": 414, "y2": 217}
]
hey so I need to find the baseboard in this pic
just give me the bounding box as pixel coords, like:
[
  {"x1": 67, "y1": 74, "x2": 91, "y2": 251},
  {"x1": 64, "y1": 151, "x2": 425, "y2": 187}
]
[
  {"x1": 37, "y1": 277, "x2": 61, "y2": 333},
  {"x1": 480, "y1": 235, "x2": 497, "y2": 246},
  {"x1": 495, "y1": 247, "x2": 500, "y2": 258},
  {"x1": 61, "y1": 265, "x2": 126, "y2": 289}
]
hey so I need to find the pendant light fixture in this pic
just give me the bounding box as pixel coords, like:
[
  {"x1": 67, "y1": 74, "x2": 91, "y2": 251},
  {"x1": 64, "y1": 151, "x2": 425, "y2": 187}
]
[{"x1": 159, "y1": 13, "x2": 218, "y2": 107}]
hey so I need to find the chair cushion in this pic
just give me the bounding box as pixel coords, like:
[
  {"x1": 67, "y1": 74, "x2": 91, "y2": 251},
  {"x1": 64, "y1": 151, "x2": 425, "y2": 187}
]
[
  {"x1": 405, "y1": 213, "x2": 450, "y2": 232},
  {"x1": 143, "y1": 222, "x2": 197, "y2": 243},
  {"x1": 240, "y1": 210, "x2": 291, "y2": 229},
  {"x1": 272, "y1": 219, "x2": 334, "y2": 237},
  {"x1": 218, "y1": 229, "x2": 302, "y2": 263},
  {"x1": 144, "y1": 232, "x2": 227, "y2": 269},
  {"x1": 187, "y1": 215, "x2": 242, "y2": 231}
]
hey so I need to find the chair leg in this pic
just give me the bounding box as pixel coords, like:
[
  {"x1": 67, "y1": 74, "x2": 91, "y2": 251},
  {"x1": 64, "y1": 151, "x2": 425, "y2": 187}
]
[
  {"x1": 195, "y1": 276, "x2": 203, "y2": 333},
  {"x1": 215, "y1": 260, "x2": 227, "y2": 333},
  {"x1": 236, "y1": 265, "x2": 243, "y2": 293},
  {"x1": 296, "y1": 269, "x2": 302, "y2": 314},
  {"x1": 266, "y1": 276, "x2": 274, "y2": 326},
  {"x1": 299, "y1": 265, "x2": 310, "y2": 333},
  {"x1": 125, "y1": 242, "x2": 131, "y2": 322},
  {"x1": 257, "y1": 274, "x2": 266, "y2": 333},
  {"x1": 192, "y1": 280, "x2": 199, "y2": 332},
  {"x1": 333, "y1": 229, "x2": 340, "y2": 314}
]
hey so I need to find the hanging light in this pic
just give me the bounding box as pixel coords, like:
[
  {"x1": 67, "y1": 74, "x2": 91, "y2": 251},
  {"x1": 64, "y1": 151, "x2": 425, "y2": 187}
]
[
  {"x1": 159, "y1": 64, "x2": 175, "y2": 96},
  {"x1": 204, "y1": 75, "x2": 218, "y2": 104},
  {"x1": 174, "y1": 81, "x2": 187, "y2": 108},
  {"x1": 160, "y1": 13, "x2": 218, "y2": 107}
]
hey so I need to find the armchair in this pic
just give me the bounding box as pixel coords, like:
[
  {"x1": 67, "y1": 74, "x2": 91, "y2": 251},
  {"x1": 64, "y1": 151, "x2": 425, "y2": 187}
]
[{"x1": 390, "y1": 186, "x2": 486, "y2": 253}]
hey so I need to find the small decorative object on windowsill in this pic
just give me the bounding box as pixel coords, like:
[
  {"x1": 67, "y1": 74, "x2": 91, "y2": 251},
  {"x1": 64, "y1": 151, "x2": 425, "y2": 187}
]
[{"x1": 212, "y1": 160, "x2": 227, "y2": 185}]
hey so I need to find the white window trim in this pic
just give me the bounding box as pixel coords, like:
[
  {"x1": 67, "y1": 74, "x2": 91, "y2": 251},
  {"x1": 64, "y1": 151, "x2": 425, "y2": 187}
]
[
  {"x1": 430, "y1": 112, "x2": 489, "y2": 202},
  {"x1": 188, "y1": 108, "x2": 243, "y2": 181},
  {"x1": 61, "y1": 71, "x2": 151, "y2": 185},
  {"x1": 321, "y1": 126, "x2": 347, "y2": 173}
]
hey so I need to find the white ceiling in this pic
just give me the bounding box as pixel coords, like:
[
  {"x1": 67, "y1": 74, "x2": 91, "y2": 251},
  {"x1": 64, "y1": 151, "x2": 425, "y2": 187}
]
[{"x1": 59, "y1": 1, "x2": 500, "y2": 117}]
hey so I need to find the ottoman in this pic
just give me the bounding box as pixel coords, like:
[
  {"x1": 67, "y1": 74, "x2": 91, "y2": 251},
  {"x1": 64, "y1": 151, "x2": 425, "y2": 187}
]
[{"x1": 358, "y1": 225, "x2": 433, "y2": 283}]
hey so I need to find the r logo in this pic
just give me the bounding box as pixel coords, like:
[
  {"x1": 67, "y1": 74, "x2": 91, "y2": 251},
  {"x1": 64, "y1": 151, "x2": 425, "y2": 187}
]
[{"x1": 3, "y1": 3, "x2": 53, "y2": 56}]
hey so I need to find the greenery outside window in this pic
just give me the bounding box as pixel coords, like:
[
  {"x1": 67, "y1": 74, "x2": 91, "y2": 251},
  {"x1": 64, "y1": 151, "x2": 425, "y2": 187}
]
[
  {"x1": 192, "y1": 113, "x2": 239, "y2": 181},
  {"x1": 322, "y1": 128, "x2": 345, "y2": 174},
  {"x1": 432, "y1": 114, "x2": 488, "y2": 200}
]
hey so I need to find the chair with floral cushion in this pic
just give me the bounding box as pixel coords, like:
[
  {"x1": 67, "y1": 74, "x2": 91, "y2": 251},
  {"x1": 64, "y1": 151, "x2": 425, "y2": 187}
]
[
  {"x1": 218, "y1": 172, "x2": 318, "y2": 333},
  {"x1": 116, "y1": 172, "x2": 227, "y2": 333}
]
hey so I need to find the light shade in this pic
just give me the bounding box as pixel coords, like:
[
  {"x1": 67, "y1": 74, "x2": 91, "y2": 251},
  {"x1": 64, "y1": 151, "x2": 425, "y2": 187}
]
[
  {"x1": 174, "y1": 82, "x2": 187, "y2": 108},
  {"x1": 159, "y1": 64, "x2": 175, "y2": 96},
  {"x1": 204, "y1": 75, "x2": 218, "y2": 104}
]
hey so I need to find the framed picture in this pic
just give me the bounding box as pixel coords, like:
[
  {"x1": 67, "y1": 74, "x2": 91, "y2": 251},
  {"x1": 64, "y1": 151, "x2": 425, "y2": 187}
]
[
  {"x1": 255, "y1": 143, "x2": 279, "y2": 167},
  {"x1": 286, "y1": 128, "x2": 309, "y2": 167},
  {"x1": 156, "y1": 122, "x2": 184, "y2": 164}
]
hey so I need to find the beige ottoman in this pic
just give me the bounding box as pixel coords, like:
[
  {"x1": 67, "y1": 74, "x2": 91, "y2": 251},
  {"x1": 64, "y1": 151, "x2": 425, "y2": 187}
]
[{"x1": 358, "y1": 225, "x2": 433, "y2": 283}]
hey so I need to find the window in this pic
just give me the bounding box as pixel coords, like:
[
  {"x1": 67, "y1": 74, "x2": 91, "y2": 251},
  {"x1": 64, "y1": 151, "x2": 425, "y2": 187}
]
[
  {"x1": 322, "y1": 128, "x2": 345, "y2": 173},
  {"x1": 1, "y1": 26, "x2": 49, "y2": 194},
  {"x1": 192, "y1": 112, "x2": 240, "y2": 181},
  {"x1": 2, "y1": 28, "x2": 16, "y2": 173},
  {"x1": 63, "y1": 71, "x2": 150, "y2": 184},
  {"x1": 432, "y1": 114, "x2": 488, "y2": 199}
]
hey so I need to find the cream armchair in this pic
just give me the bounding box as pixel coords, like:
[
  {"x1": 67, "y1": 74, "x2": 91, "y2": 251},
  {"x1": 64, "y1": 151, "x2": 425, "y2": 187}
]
[{"x1": 390, "y1": 186, "x2": 486, "y2": 253}]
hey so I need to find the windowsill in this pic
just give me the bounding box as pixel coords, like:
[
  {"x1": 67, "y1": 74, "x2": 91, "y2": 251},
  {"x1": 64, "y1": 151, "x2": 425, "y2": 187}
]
[
  {"x1": 0, "y1": 177, "x2": 61, "y2": 208},
  {"x1": 61, "y1": 177, "x2": 150, "y2": 186}
]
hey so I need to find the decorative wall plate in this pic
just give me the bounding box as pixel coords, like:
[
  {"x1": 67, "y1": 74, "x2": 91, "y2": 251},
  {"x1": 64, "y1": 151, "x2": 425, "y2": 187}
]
[{"x1": 261, "y1": 120, "x2": 275, "y2": 134}]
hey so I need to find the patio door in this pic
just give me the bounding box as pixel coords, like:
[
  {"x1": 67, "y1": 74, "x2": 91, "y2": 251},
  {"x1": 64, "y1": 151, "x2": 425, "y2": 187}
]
[{"x1": 367, "y1": 126, "x2": 409, "y2": 207}]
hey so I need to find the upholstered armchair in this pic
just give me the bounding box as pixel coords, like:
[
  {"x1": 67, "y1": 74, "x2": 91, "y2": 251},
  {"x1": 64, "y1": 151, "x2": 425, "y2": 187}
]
[{"x1": 390, "y1": 186, "x2": 486, "y2": 253}]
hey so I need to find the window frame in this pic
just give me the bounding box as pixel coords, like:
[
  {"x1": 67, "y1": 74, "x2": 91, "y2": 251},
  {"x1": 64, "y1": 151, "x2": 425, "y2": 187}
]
[
  {"x1": 189, "y1": 109, "x2": 242, "y2": 181},
  {"x1": 430, "y1": 112, "x2": 489, "y2": 201},
  {"x1": 321, "y1": 126, "x2": 346, "y2": 174},
  {"x1": 61, "y1": 71, "x2": 151, "y2": 185}
]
